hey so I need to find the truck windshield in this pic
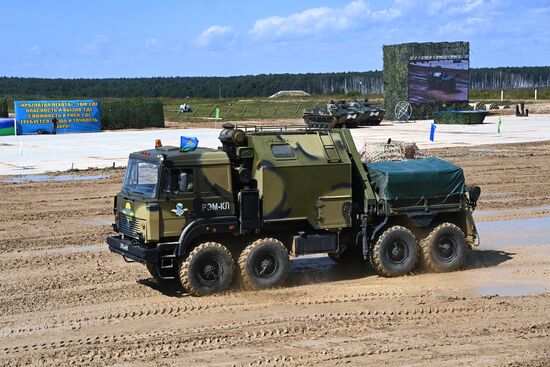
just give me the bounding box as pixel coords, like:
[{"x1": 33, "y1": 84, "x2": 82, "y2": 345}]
[{"x1": 122, "y1": 158, "x2": 159, "y2": 198}]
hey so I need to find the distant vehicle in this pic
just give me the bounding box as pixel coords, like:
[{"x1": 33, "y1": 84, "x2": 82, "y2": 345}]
[
  {"x1": 177, "y1": 103, "x2": 193, "y2": 116},
  {"x1": 303, "y1": 100, "x2": 358, "y2": 128},
  {"x1": 107, "y1": 124, "x2": 481, "y2": 296},
  {"x1": 427, "y1": 67, "x2": 456, "y2": 93},
  {"x1": 303, "y1": 100, "x2": 385, "y2": 128},
  {"x1": 347, "y1": 99, "x2": 386, "y2": 126}
]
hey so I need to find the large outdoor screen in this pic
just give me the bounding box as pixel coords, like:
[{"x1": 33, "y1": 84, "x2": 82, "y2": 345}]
[{"x1": 408, "y1": 59, "x2": 469, "y2": 103}]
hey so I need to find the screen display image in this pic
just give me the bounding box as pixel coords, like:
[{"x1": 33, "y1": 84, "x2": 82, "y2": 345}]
[{"x1": 408, "y1": 59, "x2": 469, "y2": 103}]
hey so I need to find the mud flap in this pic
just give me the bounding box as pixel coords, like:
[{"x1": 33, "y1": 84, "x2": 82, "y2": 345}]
[{"x1": 464, "y1": 210, "x2": 480, "y2": 247}]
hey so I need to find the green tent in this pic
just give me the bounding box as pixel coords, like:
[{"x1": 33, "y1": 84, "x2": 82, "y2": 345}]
[{"x1": 366, "y1": 157, "x2": 465, "y2": 201}]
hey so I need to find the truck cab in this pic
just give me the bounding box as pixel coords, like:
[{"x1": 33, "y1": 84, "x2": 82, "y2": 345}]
[{"x1": 115, "y1": 147, "x2": 234, "y2": 242}]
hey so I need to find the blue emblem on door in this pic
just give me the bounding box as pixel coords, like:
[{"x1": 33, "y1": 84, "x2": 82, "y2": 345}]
[{"x1": 171, "y1": 203, "x2": 187, "y2": 217}]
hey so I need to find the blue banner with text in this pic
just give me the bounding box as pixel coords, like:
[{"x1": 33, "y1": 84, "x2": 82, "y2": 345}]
[{"x1": 14, "y1": 100, "x2": 101, "y2": 135}]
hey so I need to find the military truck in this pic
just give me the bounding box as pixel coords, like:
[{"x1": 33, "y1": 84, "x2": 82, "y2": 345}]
[{"x1": 107, "y1": 124, "x2": 480, "y2": 296}]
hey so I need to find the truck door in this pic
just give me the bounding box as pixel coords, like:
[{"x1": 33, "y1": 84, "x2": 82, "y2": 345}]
[{"x1": 159, "y1": 168, "x2": 196, "y2": 238}]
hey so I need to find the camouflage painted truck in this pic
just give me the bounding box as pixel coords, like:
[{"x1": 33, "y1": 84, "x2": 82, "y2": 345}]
[{"x1": 107, "y1": 124, "x2": 480, "y2": 296}]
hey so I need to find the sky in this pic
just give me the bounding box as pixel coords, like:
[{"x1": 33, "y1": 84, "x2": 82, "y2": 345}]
[{"x1": 1, "y1": 0, "x2": 549, "y2": 78}]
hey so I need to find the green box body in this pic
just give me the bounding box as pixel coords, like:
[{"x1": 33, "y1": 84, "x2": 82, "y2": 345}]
[{"x1": 433, "y1": 110, "x2": 487, "y2": 124}]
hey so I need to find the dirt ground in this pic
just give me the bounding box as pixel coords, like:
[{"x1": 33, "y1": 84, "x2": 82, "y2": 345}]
[{"x1": 0, "y1": 141, "x2": 549, "y2": 366}]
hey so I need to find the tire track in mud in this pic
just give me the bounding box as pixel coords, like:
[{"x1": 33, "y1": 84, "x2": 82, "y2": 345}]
[
  {"x1": 1, "y1": 290, "x2": 413, "y2": 335},
  {"x1": 2, "y1": 297, "x2": 546, "y2": 350},
  {"x1": 241, "y1": 326, "x2": 549, "y2": 367},
  {"x1": 2, "y1": 304, "x2": 548, "y2": 366}
]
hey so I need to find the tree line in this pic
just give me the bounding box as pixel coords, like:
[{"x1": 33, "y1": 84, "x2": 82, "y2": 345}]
[{"x1": 0, "y1": 67, "x2": 548, "y2": 99}]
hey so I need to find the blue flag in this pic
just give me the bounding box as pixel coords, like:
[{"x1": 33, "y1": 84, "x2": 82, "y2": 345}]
[
  {"x1": 429, "y1": 123, "x2": 437, "y2": 142},
  {"x1": 180, "y1": 136, "x2": 199, "y2": 152}
]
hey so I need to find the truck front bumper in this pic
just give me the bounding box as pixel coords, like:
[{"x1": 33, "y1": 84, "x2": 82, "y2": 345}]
[{"x1": 107, "y1": 235, "x2": 160, "y2": 264}]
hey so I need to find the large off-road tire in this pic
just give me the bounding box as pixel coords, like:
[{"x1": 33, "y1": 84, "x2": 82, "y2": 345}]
[
  {"x1": 238, "y1": 238, "x2": 289, "y2": 290},
  {"x1": 420, "y1": 223, "x2": 466, "y2": 273},
  {"x1": 372, "y1": 226, "x2": 417, "y2": 277},
  {"x1": 179, "y1": 242, "x2": 235, "y2": 296}
]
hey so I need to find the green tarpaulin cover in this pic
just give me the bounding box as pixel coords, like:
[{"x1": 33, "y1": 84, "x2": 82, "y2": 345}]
[{"x1": 366, "y1": 157, "x2": 465, "y2": 201}]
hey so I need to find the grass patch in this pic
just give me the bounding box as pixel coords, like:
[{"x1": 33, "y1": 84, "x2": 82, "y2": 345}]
[
  {"x1": 470, "y1": 87, "x2": 550, "y2": 101},
  {"x1": 162, "y1": 94, "x2": 383, "y2": 122},
  {"x1": 4, "y1": 87, "x2": 548, "y2": 118}
]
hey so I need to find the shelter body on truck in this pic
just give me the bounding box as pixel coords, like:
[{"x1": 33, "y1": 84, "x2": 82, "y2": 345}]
[{"x1": 107, "y1": 124, "x2": 480, "y2": 296}]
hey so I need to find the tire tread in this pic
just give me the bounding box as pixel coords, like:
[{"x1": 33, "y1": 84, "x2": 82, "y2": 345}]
[
  {"x1": 179, "y1": 242, "x2": 234, "y2": 296},
  {"x1": 238, "y1": 238, "x2": 288, "y2": 290},
  {"x1": 372, "y1": 225, "x2": 416, "y2": 277},
  {"x1": 420, "y1": 223, "x2": 465, "y2": 273}
]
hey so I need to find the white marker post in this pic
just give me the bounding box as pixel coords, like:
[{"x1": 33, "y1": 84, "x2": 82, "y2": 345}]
[
  {"x1": 500, "y1": 90, "x2": 504, "y2": 102},
  {"x1": 19, "y1": 135, "x2": 23, "y2": 169},
  {"x1": 15, "y1": 111, "x2": 23, "y2": 169},
  {"x1": 535, "y1": 89, "x2": 538, "y2": 101}
]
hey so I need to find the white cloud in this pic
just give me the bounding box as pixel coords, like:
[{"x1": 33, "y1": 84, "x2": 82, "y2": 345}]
[
  {"x1": 532, "y1": 5, "x2": 550, "y2": 14},
  {"x1": 144, "y1": 38, "x2": 159, "y2": 48},
  {"x1": 249, "y1": 0, "x2": 402, "y2": 41},
  {"x1": 194, "y1": 25, "x2": 236, "y2": 47},
  {"x1": 27, "y1": 45, "x2": 42, "y2": 56},
  {"x1": 427, "y1": 0, "x2": 485, "y2": 15},
  {"x1": 446, "y1": 0, "x2": 484, "y2": 14},
  {"x1": 79, "y1": 35, "x2": 110, "y2": 56},
  {"x1": 438, "y1": 15, "x2": 492, "y2": 36}
]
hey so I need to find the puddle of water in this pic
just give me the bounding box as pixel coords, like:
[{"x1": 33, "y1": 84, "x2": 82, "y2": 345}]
[
  {"x1": 481, "y1": 197, "x2": 515, "y2": 203},
  {"x1": 46, "y1": 244, "x2": 106, "y2": 254},
  {"x1": 1, "y1": 174, "x2": 109, "y2": 183},
  {"x1": 291, "y1": 254, "x2": 336, "y2": 273},
  {"x1": 0, "y1": 244, "x2": 107, "y2": 259},
  {"x1": 469, "y1": 148, "x2": 498, "y2": 153},
  {"x1": 83, "y1": 219, "x2": 113, "y2": 226},
  {"x1": 475, "y1": 205, "x2": 550, "y2": 218},
  {"x1": 477, "y1": 216, "x2": 550, "y2": 248},
  {"x1": 477, "y1": 284, "x2": 549, "y2": 297},
  {"x1": 485, "y1": 192, "x2": 512, "y2": 197}
]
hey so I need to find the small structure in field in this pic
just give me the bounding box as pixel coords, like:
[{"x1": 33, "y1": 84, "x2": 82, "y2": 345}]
[{"x1": 268, "y1": 90, "x2": 311, "y2": 98}]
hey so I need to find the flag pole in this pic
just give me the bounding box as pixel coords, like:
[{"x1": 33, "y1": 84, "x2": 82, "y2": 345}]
[
  {"x1": 429, "y1": 122, "x2": 437, "y2": 156},
  {"x1": 19, "y1": 134, "x2": 23, "y2": 169}
]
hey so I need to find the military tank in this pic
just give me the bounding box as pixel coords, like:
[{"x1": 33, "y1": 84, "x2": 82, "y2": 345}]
[
  {"x1": 303, "y1": 99, "x2": 385, "y2": 128},
  {"x1": 303, "y1": 100, "x2": 360, "y2": 128},
  {"x1": 348, "y1": 99, "x2": 386, "y2": 126}
]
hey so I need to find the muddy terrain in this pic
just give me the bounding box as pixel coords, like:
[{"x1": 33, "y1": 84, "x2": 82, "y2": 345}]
[{"x1": 0, "y1": 141, "x2": 549, "y2": 366}]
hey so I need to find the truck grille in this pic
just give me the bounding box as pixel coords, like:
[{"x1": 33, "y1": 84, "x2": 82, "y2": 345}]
[{"x1": 118, "y1": 214, "x2": 141, "y2": 239}]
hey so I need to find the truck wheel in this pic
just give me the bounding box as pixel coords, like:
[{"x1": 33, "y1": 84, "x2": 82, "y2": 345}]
[
  {"x1": 179, "y1": 242, "x2": 235, "y2": 296},
  {"x1": 372, "y1": 226, "x2": 417, "y2": 277},
  {"x1": 420, "y1": 223, "x2": 466, "y2": 272},
  {"x1": 238, "y1": 238, "x2": 289, "y2": 290}
]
